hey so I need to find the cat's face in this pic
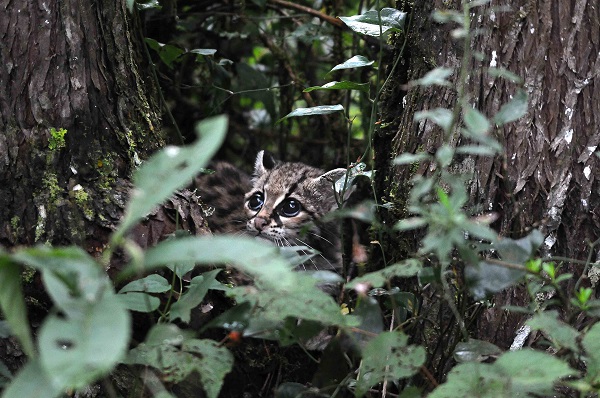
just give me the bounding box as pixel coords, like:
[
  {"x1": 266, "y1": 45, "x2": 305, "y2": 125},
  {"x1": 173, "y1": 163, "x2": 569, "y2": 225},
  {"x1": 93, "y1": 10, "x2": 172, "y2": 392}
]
[{"x1": 244, "y1": 151, "x2": 345, "y2": 245}]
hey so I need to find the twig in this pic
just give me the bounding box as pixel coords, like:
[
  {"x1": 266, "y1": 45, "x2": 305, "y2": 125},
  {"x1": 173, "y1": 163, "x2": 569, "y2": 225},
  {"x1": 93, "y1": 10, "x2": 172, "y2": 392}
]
[{"x1": 267, "y1": 0, "x2": 345, "y2": 28}]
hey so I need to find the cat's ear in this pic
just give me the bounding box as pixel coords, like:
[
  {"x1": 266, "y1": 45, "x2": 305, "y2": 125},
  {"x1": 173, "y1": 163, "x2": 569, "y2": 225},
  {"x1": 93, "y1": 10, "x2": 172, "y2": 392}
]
[
  {"x1": 318, "y1": 168, "x2": 347, "y2": 185},
  {"x1": 254, "y1": 150, "x2": 277, "y2": 175},
  {"x1": 313, "y1": 168, "x2": 354, "y2": 200}
]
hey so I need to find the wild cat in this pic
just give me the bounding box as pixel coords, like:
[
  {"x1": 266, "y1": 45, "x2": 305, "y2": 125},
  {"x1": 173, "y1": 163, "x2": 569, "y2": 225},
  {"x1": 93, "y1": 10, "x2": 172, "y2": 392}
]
[{"x1": 194, "y1": 150, "x2": 347, "y2": 272}]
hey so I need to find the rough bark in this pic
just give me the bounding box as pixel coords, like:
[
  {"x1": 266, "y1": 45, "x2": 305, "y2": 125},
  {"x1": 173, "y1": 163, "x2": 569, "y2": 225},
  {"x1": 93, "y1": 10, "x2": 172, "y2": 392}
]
[
  {"x1": 377, "y1": 0, "x2": 600, "y2": 350},
  {"x1": 0, "y1": 0, "x2": 164, "y2": 250}
]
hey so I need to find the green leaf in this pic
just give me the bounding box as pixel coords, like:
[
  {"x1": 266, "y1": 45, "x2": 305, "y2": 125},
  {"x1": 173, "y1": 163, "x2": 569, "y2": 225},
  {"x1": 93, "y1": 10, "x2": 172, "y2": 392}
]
[
  {"x1": 454, "y1": 339, "x2": 502, "y2": 363},
  {"x1": 229, "y1": 274, "x2": 346, "y2": 328},
  {"x1": 414, "y1": 108, "x2": 453, "y2": 133},
  {"x1": 462, "y1": 220, "x2": 497, "y2": 242},
  {"x1": 339, "y1": 8, "x2": 406, "y2": 37},
  {"x1": 394, "y1": 217, "x2": 427, "y2": 231},
  {"x1": 118, "y1": 274, "x2": 171, "y2": 294},
  {"x1": 1, "y1": 360, "x2": 61, "y2": 398},
  {"x1": 429, "y1": 362, "x2": 507, "y2": 397},
  {"x1": 127, "y1": 338, "x2": 232, "y2": 398},
  {"x1": 13, "y1": 246, "x2": 108, "y2": 318},
  {"x1": 466, "y1": 261, "x2": 523, "y2": 299},
  {"x1": 581, "y1": 322, "x2": 600, "y2": 384},
  {"x1": 145, "y1": 38, "x2": 184, "y2": 68},
  {"x1": 356, "y1": 331, "x2": 425, "y2": 397},
  {"x1": 455, "y1": 145, "x2": 498, "y2": 156},
  {"x1": 279, "y1": 105, "x2": 344, "y2": 122},
  {"x1": 346, "y1": 260, "x2": 422, "y2": 289},
  {"x1": 182, "y1": 339, "x2": 234, "y2": 398},
  {"x1": 488, "y1": 67, "x2": 523, "y2": 84},
  {"x1": 136, "y1": 0, "x2": 161, "y2": 10},
  {"x1": 145, "y1": 324, "x2": 194, "y2": 346},
  {"x1": 526, "y1": 311, "x2": 580, "y2": 353},
  {"x1": 493, "y1": 89, "x2": 528, "y2": 126},
  {"x1": 494, "y1": 229, "x2": 544, "y2": 263},
  {"x1": 392, "y1": 152, "x2": 431, "y2": 165},
  {"x1": 465, "y1": 261, "x2": 525, "y2": 300},
  {"x1": 166, "y1": 261, "x2": 196, "y2": 280},
  {"x1": 333, "y1": 162, "x2": 371, "y2": 195},
  {"x1": 304, "y1": 80, "x2": 370, "y2": 93},
  {"x1": 412, "y1": 67, "x2": 453, "y2": 87},
  {"x1": 431, "y1": 350, "x2": 575, "y2": 397},
  {"x1": 432, "y1": 10, "x2": 463, "y2": 25},
  {"x1": 189, "y1": 48, "x2": 217, "y2": 56},
  {"x1": 494, "y1": 350, "x2": 576, "y2": 396},
  {"x1": 169, "y1": 269, "x2": 222, "y2": 323},
  {"x1": 330, "y1": 201, "x2": 377, "y2": 224},
  {"x1": 141, "y1": 236, "x2": 295, "y2": 290},
  {"x1": 435, "y1": 145, "x2": 454, "y2": 167},
  {"x1": 116, "y1": 115, "x2": 227, "y2": 238},
  {"x1": 38, "y1": 292, "x2": 130, "y2": 390},
  {"x1": 351, "y1": 297, "x2": 384, "y2": 344},
  {"x1": 463, "y1": 107, "x2": 491, "y2": 136},
  {"x1": 117, "y1": 292, "x2": 161, "y2": 313},
  {"x1": 0, "y1": 258, "x2": 35, "y2": 358},
  {"x1": 329, "y1": 56, "x2": 374, "y2": 72}
]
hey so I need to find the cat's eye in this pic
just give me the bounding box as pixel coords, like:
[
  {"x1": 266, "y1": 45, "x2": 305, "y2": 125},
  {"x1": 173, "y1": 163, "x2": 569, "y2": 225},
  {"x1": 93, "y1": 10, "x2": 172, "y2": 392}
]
[
  {"x1": 278, "y1": 198, "x2": 301, "y2": 217},
  {"x1": 248, "y1": 192, "x2": 264, "y2": 211}
]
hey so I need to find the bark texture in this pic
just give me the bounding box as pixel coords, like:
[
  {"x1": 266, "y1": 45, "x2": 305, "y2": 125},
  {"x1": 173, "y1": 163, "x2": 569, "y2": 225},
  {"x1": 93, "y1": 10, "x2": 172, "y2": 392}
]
[
  {"x1": 0, "y1": 0, "x2": 163, "y2": 250},
  {"x1": 377, "y1": 0, "x2": 600, "y2": 350}
]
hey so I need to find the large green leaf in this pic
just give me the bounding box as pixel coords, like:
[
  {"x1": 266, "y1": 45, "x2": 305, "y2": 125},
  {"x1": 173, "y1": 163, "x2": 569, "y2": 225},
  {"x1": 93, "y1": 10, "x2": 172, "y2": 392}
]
[
  {"x1": 0, "y1": 257, "x2": 35, "y2": 358},
  {"x1": 38, "y1": 292, "x2": 130, "y2": 390},
  {"x1": 141, "y1": 236, "x2": 296, "y2": 290},
  {"x1": 355, "y1": 331, "x2": 425, "y2": 397},
  {"x1": 116, "y1": 115, "x2": 227, "y2": 238},
  {"x1": 13, "y1": 246, "x2": 108, "y2": 318},
  {"x1": 1, "y1": 360, "x2": 61, "y2": 398},
  {"x1": 339, "y1": 8, "x2": 406, "y2": 37}
]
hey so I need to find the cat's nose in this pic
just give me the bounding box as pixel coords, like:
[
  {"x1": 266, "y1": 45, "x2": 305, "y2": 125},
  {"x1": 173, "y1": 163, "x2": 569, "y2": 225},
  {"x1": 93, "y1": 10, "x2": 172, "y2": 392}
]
[{"x1": 254, "y1": 217, "x2": 269, "y2": 231}]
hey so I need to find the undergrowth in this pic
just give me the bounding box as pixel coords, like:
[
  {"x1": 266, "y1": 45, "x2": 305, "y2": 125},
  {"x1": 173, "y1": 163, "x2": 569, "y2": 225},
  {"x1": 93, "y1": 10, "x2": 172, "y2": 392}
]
[{"x1": 2, "y1": 2, "x2": 600, "y2": 398}]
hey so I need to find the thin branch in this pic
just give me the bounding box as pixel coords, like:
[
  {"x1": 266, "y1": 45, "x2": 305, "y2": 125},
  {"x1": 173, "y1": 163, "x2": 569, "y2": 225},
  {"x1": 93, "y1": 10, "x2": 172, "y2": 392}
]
[{"x1": 267, "y1": 0, "x2": 346, "y2": 28}]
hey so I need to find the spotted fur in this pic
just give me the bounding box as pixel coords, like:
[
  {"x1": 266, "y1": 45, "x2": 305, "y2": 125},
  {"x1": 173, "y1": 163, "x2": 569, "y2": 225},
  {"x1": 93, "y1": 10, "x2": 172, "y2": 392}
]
[{"x1": 195, "y1": 151, "x2": 346, "y2": 271}]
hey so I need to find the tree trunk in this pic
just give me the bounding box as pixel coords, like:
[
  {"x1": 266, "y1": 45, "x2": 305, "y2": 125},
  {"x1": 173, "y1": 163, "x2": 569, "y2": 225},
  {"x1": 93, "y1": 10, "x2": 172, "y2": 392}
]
[
  {"x1": 376, "y1": 0, "x2": 600, "y2": 352},
  {"x1": 0, "y1": 0, "x2": 164, "y2": 250}
]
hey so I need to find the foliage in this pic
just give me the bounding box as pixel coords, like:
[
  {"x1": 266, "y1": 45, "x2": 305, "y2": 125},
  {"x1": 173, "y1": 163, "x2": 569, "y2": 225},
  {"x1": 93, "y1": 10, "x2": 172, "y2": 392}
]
[
  {"x1": 2, "y1": 1, "x2": 600, "y2": 398},
  {"x1": 47, "y1": 127, "x2": 67, "y2": 150}
]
